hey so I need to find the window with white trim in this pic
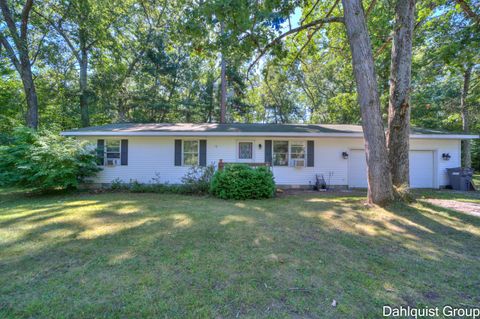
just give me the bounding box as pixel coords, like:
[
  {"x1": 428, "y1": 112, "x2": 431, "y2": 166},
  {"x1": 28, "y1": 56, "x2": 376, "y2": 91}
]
[
  {"x1": 238, "y1": 141, "x2": 253, "y2": 160},
  {"x1": 103, "y1": 140, "x2": 121, "y2": 166},
  {"x1": 106, "y1": 140, "x2": 121, "y2": 159},
  {"x1": 183, "y1": 140, "x2": 199, "y2": 166},
  {"x1": 273, "y1": 141, "x2": 289, "y2": 166},
  {"x1": 290, "y1": 141, "x2": 306, "y2": 166}
]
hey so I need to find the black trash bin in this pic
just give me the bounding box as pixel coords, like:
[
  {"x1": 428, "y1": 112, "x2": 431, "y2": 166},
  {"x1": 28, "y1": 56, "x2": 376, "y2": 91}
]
[{"x1": 447, "y1": 167, "x2": 475, "y2": 191}]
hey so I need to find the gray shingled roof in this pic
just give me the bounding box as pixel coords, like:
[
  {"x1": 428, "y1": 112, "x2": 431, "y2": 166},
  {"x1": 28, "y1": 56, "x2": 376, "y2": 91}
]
[{"x1": 62, "y1": 123, "x2": 466, "y2": 135}]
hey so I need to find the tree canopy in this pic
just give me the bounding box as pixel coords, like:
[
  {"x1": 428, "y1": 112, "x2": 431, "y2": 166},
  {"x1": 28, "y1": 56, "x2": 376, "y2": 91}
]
[{"x1": 1, "y1": 0, "x2": 479, "y2": 169}]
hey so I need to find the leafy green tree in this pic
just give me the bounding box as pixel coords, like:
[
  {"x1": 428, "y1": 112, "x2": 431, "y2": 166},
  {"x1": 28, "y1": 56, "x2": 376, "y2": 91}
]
[
  {"x1": 35, "y1": 0, "x2": 129, "y2": 127},
  {"x1": 0, "y1": 0, "x2": 40, "y2": 129},
  {"x1": 0, "y1": 127, "x2": 100, "y2": 191}
]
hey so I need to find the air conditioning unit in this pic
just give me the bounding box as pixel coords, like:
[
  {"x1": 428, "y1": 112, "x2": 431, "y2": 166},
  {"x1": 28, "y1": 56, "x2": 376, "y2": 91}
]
[
  {"x1": 292, "y1": 159, "x2": 305, "y2": 168},
  {"x1": 106, "y1": 159, "x2": 119, "y2": 166}
]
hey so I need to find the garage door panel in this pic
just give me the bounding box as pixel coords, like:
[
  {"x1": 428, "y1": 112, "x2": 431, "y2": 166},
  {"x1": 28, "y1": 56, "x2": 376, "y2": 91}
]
[
  {"x1": 348, "y1": 150, "x2": 368, "y2": 188},
  {"x1": 348, "y1": 149, "x2": 434, "y2": 189},
  {"x1": 409, "y1": 151, "x2": 434, "y2": 188}
]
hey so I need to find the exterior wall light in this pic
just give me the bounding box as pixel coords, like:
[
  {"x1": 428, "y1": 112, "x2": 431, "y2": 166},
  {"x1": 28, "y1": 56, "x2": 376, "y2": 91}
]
[
  {"x1": 258, "y1": 144, "x2": 262, "y2": 150},
  {"x1": 442, "y1": 153, "x2": 451, "y2": 161},
  {"x1": 342, "y1": 152, "x2": 349, "y2": 159}
]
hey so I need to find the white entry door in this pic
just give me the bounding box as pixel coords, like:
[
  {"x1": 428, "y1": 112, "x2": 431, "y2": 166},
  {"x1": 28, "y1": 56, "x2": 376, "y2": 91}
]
[
  {"x1": 409, "y1": 150, "x2": 434, "y2": 188},
  {"x1": 348, "y1": 149, "x2": 368, "y2": 188}
]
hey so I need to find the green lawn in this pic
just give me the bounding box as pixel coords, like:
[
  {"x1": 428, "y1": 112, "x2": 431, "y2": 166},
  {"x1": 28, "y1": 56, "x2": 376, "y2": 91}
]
[
  {"x1": 474, "y1": 174, "x2": 479, "y2": 189},
  {"x1": 1, "y1": 189, "x2": 479, "y2": 318}
]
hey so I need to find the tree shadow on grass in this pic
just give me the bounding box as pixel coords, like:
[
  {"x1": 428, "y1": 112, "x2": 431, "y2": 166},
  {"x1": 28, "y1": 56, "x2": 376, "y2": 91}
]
[{"x1": 0, "y1": 192, "x2": 479, "y2": 318}]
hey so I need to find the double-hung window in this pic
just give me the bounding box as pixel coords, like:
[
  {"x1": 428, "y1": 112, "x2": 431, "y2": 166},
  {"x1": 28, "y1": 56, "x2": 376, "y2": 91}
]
[
  {"x1": 273, "y1": 141, "x2": 289, "y2": 166},
  {"x1": 238, "y1": 141, "x2": 253, "y2": 160},
  {"x1": 183, "y1": 140, "x2": 199, "y2": 166},
  {"x1": 290, "y1": 141, "x2": 306, "y2": 166},
  {"x1": 106, "y1": 140, "x2": 120, "y2": 159}
]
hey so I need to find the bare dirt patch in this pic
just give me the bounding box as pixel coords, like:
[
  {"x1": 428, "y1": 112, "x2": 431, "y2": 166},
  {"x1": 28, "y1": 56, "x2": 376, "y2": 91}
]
[{"x1": 423, "y1": 199, "x2": 480, "y2": 217}]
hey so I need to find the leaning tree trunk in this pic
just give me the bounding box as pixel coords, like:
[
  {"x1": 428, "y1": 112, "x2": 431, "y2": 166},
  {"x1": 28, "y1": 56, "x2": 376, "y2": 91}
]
[
  {"x1": 461, "y1": 65, "x2": 472, "y2": 168},
  {"x1": 386, "y1": 0, "x2": 416, "y2": 187},
  {"x1": 342, "y1": 0, "x2": 394, "y2": 205}
]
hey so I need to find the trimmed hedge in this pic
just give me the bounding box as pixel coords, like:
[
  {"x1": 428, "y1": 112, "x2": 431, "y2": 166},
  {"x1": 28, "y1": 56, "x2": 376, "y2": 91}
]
[{"x1": 210, "y1": 164, "x2": 275, "y2": 200}]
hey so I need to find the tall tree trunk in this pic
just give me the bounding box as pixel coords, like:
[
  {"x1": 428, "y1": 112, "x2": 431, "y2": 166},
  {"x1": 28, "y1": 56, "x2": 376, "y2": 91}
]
[
  {"x1": 342, "y1": 0, "x2": 394, "y2": 205},
  {"x1": 208, "y1": 77, "x2": 215, "y2": 123},
  {"x1": 79, "y1": 48, "x2": 90, "y2": 127},
  {"x1": 219, "y1": 23, "x2": 227, "y2": 124},
  {"x1": 387, "y1": 0, "x2": 416, "y2": 186},
  {"x1": 20, "y1": 60, "x2": 39, "y2": 129},
  {"x1": 220, "y1": 53, "x2": 227, "y2": 123},
  {"x1": 0, "y1": 0, "x2": 38, "y2": 129},
  {"x1": 461, "y1": 65, "x2": 472, "y2": 168}
]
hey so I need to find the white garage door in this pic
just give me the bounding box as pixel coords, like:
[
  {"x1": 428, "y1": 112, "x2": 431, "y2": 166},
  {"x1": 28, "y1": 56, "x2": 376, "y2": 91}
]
[
  {"x1": 409, "y1": 150, "x2": 434, "y2": 188},
  {"x1": 348, "y1": 149, "x2": 435, "y2": 188},
  {"x1": 348, "y1": 150, "x2": 368, "y2": 188}
]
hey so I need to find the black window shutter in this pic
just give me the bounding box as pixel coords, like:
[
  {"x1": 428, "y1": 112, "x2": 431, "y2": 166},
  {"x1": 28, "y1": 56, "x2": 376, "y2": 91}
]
[
  {"x1": 265, "y1": 140, "x2": 272, "y2": 164},
  {"x1": 96, "y1": 139, "x2": 105, "y2": 166},
  {"x1": 121, "y1": 139, "x2": 128, "y2": 165},
  {"x1": 307, "y1": 140, "x2": 314, "y2": 167},
  {"x1": 199, "y1": 140, "x2": 207, "y2": 167},
  {"x1": 174, "y1": 140, "x2": 182, "y2": 166}
]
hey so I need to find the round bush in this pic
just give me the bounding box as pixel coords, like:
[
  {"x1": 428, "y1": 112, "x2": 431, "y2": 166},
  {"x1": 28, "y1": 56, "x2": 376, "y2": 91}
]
[{"x1": 210, "y1": 164, "x2": 275, "y2": 200}]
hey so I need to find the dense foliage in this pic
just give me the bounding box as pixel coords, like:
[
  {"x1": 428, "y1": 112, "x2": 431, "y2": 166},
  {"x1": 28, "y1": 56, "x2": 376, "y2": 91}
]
[
  {"x1": 210, "y1": 165, "x2": 276, "y2": 200},
  {"x1": 0, "y1": 0, "x2": 478, "y2": 167},
  {"x1": 0, "y1": 128, "x2": 100, "y2": 191}
]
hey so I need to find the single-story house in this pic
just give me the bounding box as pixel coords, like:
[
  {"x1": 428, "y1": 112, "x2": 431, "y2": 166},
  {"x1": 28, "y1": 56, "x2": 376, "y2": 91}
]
[{"x1": 61, "y1": 123, "x2": 479, "y2": 189}]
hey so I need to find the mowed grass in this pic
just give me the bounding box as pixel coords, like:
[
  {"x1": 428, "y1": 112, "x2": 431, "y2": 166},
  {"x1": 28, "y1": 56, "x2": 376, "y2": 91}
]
[{"x1": 1, "y1": 189, "x2": 479, "y2": 318}]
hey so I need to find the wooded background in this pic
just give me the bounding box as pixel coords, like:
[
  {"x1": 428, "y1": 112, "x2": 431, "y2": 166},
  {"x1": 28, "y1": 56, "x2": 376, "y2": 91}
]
[{"x1": 1, "y1": 0, "x2": 479, "y2": 170}]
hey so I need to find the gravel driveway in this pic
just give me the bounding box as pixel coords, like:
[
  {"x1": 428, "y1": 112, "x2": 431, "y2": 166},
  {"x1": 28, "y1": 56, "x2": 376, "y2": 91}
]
[{"x1": 424, "y1": 199, "x2": 480, "y2": 217}]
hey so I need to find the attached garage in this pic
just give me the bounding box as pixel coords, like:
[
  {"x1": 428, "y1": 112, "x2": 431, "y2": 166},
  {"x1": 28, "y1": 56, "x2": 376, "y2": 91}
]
[
  {"x1": 348, "y1": 149, "x2": 436, "y2": 188},
  {"x1": 409, "y1": 150, "x2": 435, "y2": 188},
  {"x1": 348, "y1": 149, "x2": 368, "y2": 188}
]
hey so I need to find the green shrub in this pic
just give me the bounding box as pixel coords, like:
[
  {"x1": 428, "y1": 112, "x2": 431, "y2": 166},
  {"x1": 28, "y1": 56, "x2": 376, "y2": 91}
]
[
  {"x1": 181, "y1": 165, "x2": 215, "y2": 194},
  {"x1": 110, "y1": 178, "x2": 130, "y2": 190},
  {"x1": 0, "y1": 127, "x2": 101, "y2": 191},
  {"x1": 129, "y1": 182, "x2": 186, "y2": 194},
  {"x1": 210, "y1": 164, "x2": 275, "y2": 200}
]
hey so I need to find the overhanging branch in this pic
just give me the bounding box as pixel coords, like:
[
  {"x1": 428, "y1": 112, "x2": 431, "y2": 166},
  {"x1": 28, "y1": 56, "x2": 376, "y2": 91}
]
[
  {"x1": 247, "y1": 16, "x2": 344, "y2": 73},
  {"x1": 455, "y1": 0, "x2": 480, "y2": 24},
  {"x1": 0, "y1": 33, "x2": 21, "y2": 72}
]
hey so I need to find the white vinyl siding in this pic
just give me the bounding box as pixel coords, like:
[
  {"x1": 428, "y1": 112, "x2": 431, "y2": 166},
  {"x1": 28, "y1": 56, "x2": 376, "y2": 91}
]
[{"x1": 80, "y1": 136, "x2": 460, "y2": 188}]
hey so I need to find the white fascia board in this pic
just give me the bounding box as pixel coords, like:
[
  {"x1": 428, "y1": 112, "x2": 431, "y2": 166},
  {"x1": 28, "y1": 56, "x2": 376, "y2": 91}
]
[
  {"x1": 409, "y1": 134, "x2": 480, "y2": 139},
  {"x1": 60, "y1": 131, "x2": 480, "y2": 139}
]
